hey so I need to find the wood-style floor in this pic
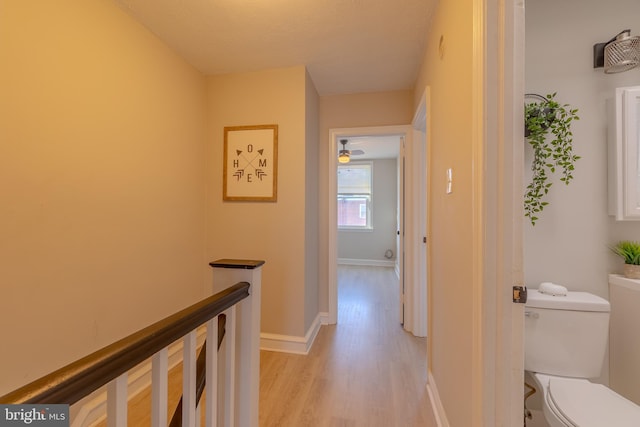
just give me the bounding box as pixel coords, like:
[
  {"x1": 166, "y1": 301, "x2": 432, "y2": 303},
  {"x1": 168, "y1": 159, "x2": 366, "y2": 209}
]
[
  {"x1": 95, "y1": 265, "x2": 435, "y2": 426},
  {"x1": 259, "y1": 265, "x2": 436, "y2": 427}
]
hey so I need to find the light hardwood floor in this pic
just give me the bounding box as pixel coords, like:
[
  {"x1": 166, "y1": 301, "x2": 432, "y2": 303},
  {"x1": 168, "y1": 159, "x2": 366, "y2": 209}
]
[
  {"x1": 259, "y1": 265, "x2": 436, "y2": 427},
  {"x1": 95, "y1": 266, "x2": 435, "y2": 426}
]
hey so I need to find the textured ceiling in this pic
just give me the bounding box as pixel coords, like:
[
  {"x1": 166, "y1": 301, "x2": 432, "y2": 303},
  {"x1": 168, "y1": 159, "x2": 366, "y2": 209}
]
[
  {"x1": 342, "y1": 135, "x2": 400, "y2": 159},
  {"x1": 113, "y1": 0, "x2": 435, "y2": 95}
]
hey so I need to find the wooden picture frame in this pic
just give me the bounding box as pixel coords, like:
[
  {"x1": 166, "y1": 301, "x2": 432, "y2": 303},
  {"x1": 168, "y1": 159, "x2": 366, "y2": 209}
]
[{"x1": 223, "y1": 124, "x2": 278, "y2": 201}]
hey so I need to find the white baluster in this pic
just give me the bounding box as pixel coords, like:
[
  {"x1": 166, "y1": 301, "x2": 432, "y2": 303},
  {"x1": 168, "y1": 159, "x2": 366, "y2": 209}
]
[
  {"x1": 183, "y1": 330, "x2": 197, "y2": 427},
  {"x1": 151, "y1": 347, "x2": 168, "y2": 427},
  {"x1": 107, "y1": 373, "x2": 127, "y2": 427},
  {"x1": 205, "y1": 317, "x2": 218, "y2": 427},
  {"x1": 224, "y1": 306, "x2": 236, "y2": 427}
]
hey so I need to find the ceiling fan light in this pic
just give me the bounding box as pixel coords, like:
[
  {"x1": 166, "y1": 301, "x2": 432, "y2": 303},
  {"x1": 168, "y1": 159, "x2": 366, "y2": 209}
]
[
  {"x1": 338, "y1": 150, "x2": 350, "y2": 163},
  {"x1": 338, "y1": 139, "x2": 351, "y2": 163},
  {"x1": 338, "y1": 154, "x2": 350, "y2": 163}
]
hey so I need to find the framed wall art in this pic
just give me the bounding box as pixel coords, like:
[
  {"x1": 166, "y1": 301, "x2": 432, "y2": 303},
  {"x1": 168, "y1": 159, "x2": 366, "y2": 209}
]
[{"x1": 223, "y1": 124, "x2": 278, "y2": 201}]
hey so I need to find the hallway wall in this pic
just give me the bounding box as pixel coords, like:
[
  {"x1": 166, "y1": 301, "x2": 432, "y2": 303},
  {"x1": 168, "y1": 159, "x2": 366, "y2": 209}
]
[
  {"x1": 0, "y1": 0, "x2": 207, "y2": 395},
  {"x1": 413, "y1": 0, "x2": 475, "y2": 425},
  {"x1": 206, "y1": 66, "x2": 320, "y2": 338}
]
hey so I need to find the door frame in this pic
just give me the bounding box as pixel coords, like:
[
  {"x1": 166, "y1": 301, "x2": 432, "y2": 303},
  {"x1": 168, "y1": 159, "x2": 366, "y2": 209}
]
[
  {"x1": 476, "y1": 0, "x2": 525, "y2": 424},
  {"x1": 327, "y1": 125, "x2": 427, "y2": 337},
  {"x1": 409, "y1": 89, "x2": 429, "y2": 338}
]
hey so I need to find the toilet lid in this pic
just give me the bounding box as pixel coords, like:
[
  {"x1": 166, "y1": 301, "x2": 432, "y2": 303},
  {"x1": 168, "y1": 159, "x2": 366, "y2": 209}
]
[{"x1": 548, "y1": 377, "x2": 640, "y2": 427}]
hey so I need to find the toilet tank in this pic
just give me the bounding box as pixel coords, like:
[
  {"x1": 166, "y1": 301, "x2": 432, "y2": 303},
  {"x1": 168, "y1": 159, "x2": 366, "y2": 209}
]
[{"x1": 525, "y1": 289, "x2": 610, "y2": 379}]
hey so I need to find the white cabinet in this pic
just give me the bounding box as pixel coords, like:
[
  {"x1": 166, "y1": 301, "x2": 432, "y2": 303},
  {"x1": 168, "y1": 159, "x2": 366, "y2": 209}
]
[{"x1": 608, "y1": 86, "x2": 640, "y2": 220}]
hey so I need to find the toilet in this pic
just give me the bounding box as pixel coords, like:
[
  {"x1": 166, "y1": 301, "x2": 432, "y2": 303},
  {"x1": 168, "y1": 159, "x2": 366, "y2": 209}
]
[{"x1": 525, "y1": 284, "x2": 640, "y2": 427}]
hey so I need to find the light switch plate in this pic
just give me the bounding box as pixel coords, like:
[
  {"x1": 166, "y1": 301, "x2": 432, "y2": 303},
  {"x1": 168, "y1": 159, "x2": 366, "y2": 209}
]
[{"x1": 446, "y1": 168, "x2": 453, "y2": 194}]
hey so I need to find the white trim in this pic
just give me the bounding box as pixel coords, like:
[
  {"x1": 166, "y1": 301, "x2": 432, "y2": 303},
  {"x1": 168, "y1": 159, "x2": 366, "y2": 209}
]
[
  {"x1": 407, "y1": 89, "x2": 429, "y2": 338},
  {"x1": 413, "y1": 91, "x2": 427, "y2": 132},
  {"x1": 319, "y1": 311, "x2": 331, "y2": 325},
  {"x1": 479, "y1": 0, "x2": 525, "y2": 425},
  {"x1": 338, "y1": 258, "x2": 395, "y2": 267},
  {"x1": 72, "y1": 328, "x2": 207, "y2": 427},
  {"x1": 328, "y1": 125, "x2": 413, "y2": 326},
  {"x1": 337, "y1": 227, "x2": 374, "y2": 232},
  {"x1": 426, "y1": 371, "x2": 450, "y2": 427},
  {"x1": 259, "y1": 313, "x2": 322, "y2": 355}
]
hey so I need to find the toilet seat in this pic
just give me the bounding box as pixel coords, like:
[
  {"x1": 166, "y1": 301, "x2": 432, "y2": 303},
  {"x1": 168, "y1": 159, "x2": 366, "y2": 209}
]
[{"x1": 536, "y1": 373, "x2": 640, "y2": 427}]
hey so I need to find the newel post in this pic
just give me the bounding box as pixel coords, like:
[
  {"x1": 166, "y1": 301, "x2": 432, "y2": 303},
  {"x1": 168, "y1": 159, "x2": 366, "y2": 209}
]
[{"x1": 210, "y1": 259, "x2": 263, "y2": 427}]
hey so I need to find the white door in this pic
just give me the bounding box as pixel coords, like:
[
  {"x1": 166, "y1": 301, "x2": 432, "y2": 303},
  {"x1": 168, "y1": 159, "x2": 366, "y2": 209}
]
[
  {"x1": 414, "y1": 130, "x2": 428, "y2": 337},
  {"x1": 397, "y1": 137, "x2": 405, "y2": 325},
  {"x1": 479, "y1": 0, "x2": 525, "y2": 424},
  {"x1": 405, "y1": 95, "x2": 428, "y2": 338}
]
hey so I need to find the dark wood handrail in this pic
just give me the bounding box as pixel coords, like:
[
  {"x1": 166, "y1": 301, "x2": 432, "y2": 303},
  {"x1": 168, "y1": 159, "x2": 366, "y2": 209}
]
[{"x1": 0, "y1": 282, "x2": 250, "y2": 405}]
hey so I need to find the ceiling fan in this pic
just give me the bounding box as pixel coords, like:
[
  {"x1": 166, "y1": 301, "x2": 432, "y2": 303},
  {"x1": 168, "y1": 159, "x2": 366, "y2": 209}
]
[{"x1": 338, "y1": 139, "x2": 364, "y2": 163}]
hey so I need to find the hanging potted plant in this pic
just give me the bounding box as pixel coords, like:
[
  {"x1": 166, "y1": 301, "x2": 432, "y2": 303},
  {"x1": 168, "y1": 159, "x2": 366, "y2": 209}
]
[
  {"x1": 611, "y1": 240, "x2": 640, "y2": 279},
  {"x1": 524, "y1": 93, "x2": 580, "y2": 225}
]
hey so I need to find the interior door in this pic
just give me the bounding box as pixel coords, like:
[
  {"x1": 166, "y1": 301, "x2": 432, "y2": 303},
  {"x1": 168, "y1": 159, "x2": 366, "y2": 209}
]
[
  {"x1": 408, "y1": 92, "x2": 429, "y2": 338},
  {"x1": 398, "y1": 136, "x2": 406, "y2": 325},
  {"x1": 415, "y1": 128, "x2": 428, "y2": 337}
]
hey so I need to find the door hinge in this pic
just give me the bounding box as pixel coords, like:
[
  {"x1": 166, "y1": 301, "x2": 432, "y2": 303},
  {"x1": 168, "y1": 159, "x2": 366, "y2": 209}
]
[{"x1": 513, "y1": 286, "x2": 527, "y2": 304}]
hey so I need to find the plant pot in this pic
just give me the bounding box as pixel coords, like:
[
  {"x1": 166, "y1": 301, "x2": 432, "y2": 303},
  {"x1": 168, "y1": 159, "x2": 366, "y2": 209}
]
[
  {"x1": 623, "y1": 263, "x2": 640, "y2": 279},
  {"x1": 524, "y1": 107, "x2": 555, "y2": 137}
]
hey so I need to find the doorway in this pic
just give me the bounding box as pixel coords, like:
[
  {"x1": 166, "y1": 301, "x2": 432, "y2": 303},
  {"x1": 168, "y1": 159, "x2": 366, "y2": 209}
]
[{"x1": 327, "y1": 125, "x2": 427, "y2": 337}]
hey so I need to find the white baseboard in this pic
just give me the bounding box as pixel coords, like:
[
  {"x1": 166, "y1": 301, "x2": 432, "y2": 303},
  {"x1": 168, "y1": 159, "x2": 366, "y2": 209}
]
[
  {"x1": 71, "y1": 328, "x2": 207, "y2": 427},
  {"x1": 338, "y1": 258, "x2": 395, "y2": 267},
  {"x1": 427, "y1": 371, "x2": 450, "y2": 427},
  {"x1": 319, "y1": 311, "x2": 331, "y2": 325},
  {"x1": 260, "y1": 313, "x2": 323, "y2": 355}
]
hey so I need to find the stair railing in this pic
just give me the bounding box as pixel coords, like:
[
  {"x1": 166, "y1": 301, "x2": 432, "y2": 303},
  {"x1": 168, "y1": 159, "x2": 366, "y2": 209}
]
[
  {"x1": 0, "y1": 259, "x2": 264, "y2": 427},
  {"x1": 168, "y1": 314, "x2": 226, "y2": 427}
]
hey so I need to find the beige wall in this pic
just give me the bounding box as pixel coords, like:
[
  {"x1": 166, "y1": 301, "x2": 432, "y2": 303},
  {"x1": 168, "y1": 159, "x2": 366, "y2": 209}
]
[
  {"x1": 206, "y1": 66, "x2": 318, "y2": 337},
  {"x1": 317, "y1": 91, "x2": 413, "y2": 311},
  {"x1": 414, "y1": 0, "x2": 475, "y2": 425},
  {"x1": 0, "y1": 0, "x2": 207, "y2": 395},
  {"x1": 0, "y1": 3, "x2": 485, "y2": 416}
]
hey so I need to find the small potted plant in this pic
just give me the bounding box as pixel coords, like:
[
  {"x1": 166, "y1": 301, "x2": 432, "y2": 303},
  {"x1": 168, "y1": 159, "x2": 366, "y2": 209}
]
[{"x1": 611, "y1": 240, "x2": 640, "y2": 279}]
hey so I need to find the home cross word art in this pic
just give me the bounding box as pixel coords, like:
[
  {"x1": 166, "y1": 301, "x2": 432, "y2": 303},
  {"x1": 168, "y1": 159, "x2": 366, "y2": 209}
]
[
  {"x1": 223, "y1": 124, "x2": 278, "y2": 202},
  {"x1": 232, "y1": 144, "x2": 268, "y2": 182}
]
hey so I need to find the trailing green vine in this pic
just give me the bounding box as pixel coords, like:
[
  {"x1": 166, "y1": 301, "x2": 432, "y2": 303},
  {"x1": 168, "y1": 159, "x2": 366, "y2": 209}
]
[{"x1": 524, "y1": 93, "x2": 580, "y2": 225}]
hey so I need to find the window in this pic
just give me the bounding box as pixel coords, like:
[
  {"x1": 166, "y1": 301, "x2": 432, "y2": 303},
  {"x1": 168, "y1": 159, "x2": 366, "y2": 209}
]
[{"x1": 337, "y1": 162, "x2": 372, "y2": 229}]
